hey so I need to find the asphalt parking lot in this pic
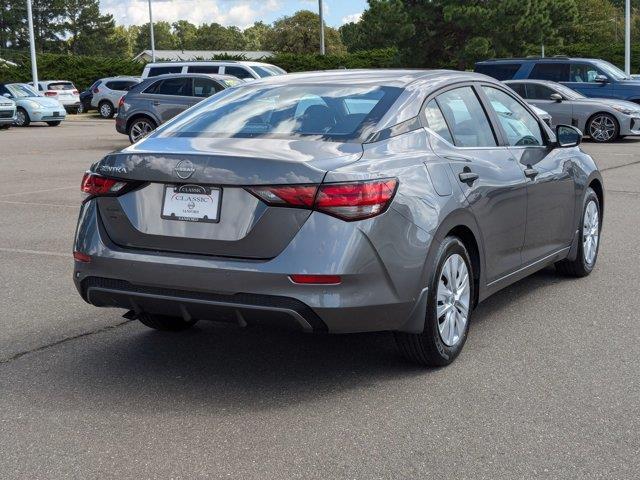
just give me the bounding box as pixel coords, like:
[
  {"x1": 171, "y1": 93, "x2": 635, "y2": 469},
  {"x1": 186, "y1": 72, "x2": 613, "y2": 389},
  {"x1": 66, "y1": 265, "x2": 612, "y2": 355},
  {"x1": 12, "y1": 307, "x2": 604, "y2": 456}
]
[{"x1": 0, "y1": 118, "x2": 639, "y2": 479}]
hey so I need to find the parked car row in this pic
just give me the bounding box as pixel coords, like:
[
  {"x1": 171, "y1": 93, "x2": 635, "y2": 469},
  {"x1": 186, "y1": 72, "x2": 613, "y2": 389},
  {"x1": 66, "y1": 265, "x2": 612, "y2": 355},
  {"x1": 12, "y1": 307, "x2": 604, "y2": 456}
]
[{"x1": 0, "y1": 82, "x2": 67, "y2": 127}]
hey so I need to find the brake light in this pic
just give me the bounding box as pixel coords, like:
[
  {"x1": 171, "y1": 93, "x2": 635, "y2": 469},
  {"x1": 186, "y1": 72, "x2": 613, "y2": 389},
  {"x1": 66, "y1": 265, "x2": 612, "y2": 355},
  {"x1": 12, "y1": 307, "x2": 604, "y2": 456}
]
[
  {"x1": 246, "y1": 178, "x2": 397, "y2": 221},
  {"x1": 73, "y1": 251, "x2": 91, "y2": 263},
  {"x1": 44, "y1": 91, "x2": 57, "y2": 97},
  {"x1": 93, "y1": 87, "x2": 100, "y2": 94},
  {"x1": 72, "y1": 90, "x2": 79, "y2": 95},
  {"x1": 80, "y1": 172, "x2": 128, "y2": 199},
  {"x1": 118, "y1": 95, "x2": 126, "y2": 109}
]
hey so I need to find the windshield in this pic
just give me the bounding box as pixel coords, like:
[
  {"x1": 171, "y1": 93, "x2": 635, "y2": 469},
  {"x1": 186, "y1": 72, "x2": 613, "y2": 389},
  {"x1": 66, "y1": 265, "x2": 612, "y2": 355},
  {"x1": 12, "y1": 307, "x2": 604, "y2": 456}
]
[
  {"x1": 7, "y1": 83, "x2": 39, "y2": 98},
  {"x1": 160, "y1": 84, "x2": 403, "y2": 142},
  {"x1": 553, "y1": 83, "x2": 585, "y2": 99},
  {"x1": 595, "y1": 61, "x2": 629, "y2": 81},
  {"x1": 252, "y1": 66, "x2": 277, "y2": 78}
]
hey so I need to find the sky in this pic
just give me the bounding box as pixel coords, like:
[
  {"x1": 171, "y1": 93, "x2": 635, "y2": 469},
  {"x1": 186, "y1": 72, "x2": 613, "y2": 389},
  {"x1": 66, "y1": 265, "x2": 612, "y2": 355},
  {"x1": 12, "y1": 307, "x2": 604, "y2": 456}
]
[{"x1": 100, "y1": 0, "x2": 367, "y2": 29}]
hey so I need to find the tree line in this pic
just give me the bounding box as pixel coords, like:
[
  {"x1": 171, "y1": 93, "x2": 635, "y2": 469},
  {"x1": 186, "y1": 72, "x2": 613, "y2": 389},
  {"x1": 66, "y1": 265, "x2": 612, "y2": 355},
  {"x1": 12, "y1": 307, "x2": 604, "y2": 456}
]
[{"x1": 1, "y1": 0, "x2": 639, "y2": 70}]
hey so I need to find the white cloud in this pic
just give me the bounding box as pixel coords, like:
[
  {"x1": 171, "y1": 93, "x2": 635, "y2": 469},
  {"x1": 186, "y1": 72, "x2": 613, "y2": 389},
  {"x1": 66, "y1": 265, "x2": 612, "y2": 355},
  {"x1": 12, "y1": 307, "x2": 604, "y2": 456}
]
[
  {"x1": 341, "y1": 12, "x2": 361, "y2": 24},
  {"x1": 101, "y1": 0, "x2": 281, "y2": 29}
]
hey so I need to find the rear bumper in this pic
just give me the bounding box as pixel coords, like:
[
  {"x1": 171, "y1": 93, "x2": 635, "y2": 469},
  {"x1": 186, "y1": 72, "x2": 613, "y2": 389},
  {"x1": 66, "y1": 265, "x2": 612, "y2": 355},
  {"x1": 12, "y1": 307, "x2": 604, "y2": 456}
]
[
  {"x1": 115, "y1": 115, "x2": 127, "y2": 134},
  {"x1": 73, "y1": 200, "x2": 431, "y2": 334}
]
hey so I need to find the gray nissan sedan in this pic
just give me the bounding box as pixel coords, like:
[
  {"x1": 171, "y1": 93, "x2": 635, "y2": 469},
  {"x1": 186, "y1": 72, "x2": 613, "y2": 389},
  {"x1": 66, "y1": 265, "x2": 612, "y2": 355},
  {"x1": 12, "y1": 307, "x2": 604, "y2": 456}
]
[{"x1": 73, "y1": 70, "x2": 604, "y2": 366}]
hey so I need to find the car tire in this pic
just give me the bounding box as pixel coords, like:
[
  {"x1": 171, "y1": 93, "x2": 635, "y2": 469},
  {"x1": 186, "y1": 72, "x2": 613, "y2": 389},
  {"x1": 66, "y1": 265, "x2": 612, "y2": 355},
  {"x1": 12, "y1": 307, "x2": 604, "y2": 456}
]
[
  {"x1": 46, "y1": 121, "x2": 61, "y2": 127},
  {"x1": 137, "y1": 312, "x2": 199, "y2": 332},
  {"x1": 587, "y1": 113, "x2": 619, "y2": 143},
  {"x1": 76, "y1": 103, "x2": 84, "y2": 114},
  {"x1": 14, "y1": 107, "x2": 30, "y2": 127},
  {"x1": 555, "y1": 187, "x2": 601, "y2": 277},
  {"x1": 395, "y1": 236, "x2": 474, "y2": 366},
  {"x1": 98, "y1": 101, "x2": 115, "y2": 119},
  {"x1": 128, "y1": 117, "x2": 156, "y2": 143}
]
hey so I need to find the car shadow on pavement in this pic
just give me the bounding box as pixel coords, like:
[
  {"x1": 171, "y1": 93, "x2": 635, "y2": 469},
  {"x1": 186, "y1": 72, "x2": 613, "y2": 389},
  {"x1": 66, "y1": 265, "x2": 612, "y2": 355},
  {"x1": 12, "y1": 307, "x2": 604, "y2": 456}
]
[{"x1": 8, "y1": 266, "x2": 567, "y2": 413}]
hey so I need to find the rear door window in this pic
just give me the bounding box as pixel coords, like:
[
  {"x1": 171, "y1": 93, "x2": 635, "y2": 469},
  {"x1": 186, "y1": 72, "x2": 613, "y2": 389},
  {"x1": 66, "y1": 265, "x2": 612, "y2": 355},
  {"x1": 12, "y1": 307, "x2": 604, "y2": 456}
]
[
  {"x1": 157, "y1": 77, "x2": 193, "y2": 96},
  {"x1": 525, "y1": 83, "x2": 556, "y2": 100},
  {"x1": 475, "y1": 63, "x2": 522, "y2": 80},
  {"x1": 435, "y1": 87, "x2": 496, "y2": 147},
  {"x1": 224, "y1": 66, "x2": 254, "y2": 80},
  {"x1": 529, "y1": 63, "x2": 570, "y2": 82},
  {"x1": 507, "y1": 83, "x2": 527, "y2": 98},
  {"x1": 482, "y1": 86, "x2": 543, "y2": 147},
  {"x1": 188, "y1": 65, "x2": 220, "y2": 74},
  {"x1": 148, "y1": 66, "x2": 183, "y2": 77}
]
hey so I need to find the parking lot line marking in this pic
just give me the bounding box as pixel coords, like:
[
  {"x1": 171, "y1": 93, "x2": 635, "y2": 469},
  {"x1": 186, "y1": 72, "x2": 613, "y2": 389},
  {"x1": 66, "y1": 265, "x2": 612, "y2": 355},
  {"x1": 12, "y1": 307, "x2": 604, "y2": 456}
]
[
  {"x1": 0, "y1": 186, "x2": 76, "y2": 198},
  {"x1": 0, "y1": 247, "x2": 68, "y2": 258},
  {"x1": 0, "y1": 200, "x2": 78, "y2": 208}
]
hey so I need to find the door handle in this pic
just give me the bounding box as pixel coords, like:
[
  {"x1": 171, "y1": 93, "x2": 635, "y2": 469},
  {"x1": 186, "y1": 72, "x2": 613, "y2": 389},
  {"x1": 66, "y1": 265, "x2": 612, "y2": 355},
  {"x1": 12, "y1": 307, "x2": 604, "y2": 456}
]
[
  {"x1": 524, "y1": 167, "x2": 539, "y2": 179},
  {"x1": 458, "y1": 171, "x2": 479, "y2": 185},
  {"x1": 153, "y1": 101, "x2": 160, "y2": 106}
]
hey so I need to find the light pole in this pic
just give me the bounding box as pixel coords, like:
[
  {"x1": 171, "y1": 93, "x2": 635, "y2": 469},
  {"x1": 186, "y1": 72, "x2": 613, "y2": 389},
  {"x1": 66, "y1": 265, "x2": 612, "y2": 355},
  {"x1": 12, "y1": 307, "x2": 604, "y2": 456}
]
[
  {"x1": 319, "y1": 0, "x2": 325, "y2": 55},
  {"x1": 625, "y1": 0, "x2": 631, "y2": 75},
  {"x1": 26, "y1": 0, "x2": 38, "y2": 86},
  {"x1": 148, "y1": 0, "x2": 156, "y2": 62}
]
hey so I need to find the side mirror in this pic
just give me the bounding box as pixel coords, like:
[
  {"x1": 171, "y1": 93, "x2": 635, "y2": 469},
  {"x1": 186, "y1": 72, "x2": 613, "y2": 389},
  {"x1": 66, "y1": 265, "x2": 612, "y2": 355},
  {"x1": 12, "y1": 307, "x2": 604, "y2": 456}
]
[
  {"x1": 556, "y1": 125, "x2": 582, "y2": 147},
  {"x1": 550, "y1": 93, "x2": 563, "y2": 102},
  {"x1": 2, "y1": 93, "x2": 11, "y2": 98},
  {"x1": 594, "y1": 75, "x2": 609, "y2": 83}
]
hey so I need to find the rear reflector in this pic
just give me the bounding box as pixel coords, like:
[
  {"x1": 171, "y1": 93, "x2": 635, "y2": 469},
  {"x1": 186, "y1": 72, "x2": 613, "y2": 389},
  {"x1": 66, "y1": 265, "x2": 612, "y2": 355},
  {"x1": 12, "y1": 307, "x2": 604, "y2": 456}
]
[
  {"x1": 73, "y1": 251, "x2": 91, "y2": 263},
  {"x1": 289, "y1": 274, "x2": 341, "y2": 285},
  {"x1": 246, "y1": 178, "x2": 398, "y2": 221},
  {"x1": 81, "y1": 172, "x2": 128, "y2": 198}
]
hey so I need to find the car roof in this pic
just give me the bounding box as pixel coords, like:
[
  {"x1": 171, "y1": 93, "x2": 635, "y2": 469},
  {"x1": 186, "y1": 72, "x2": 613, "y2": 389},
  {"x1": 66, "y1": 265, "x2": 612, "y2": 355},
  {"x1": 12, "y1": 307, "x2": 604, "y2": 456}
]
[
  {"x1": 245, "y1": 69, "x2": 491, "y2": 88},
  {"x1": 145, "y1": 60, "x2": 276, "y2": 67},
  {"x1": 39, "y1": 80, "x2": 75, "y2": 84},
  {"x1": 100, "y1": 76, "x2": 141, "y2": 82},
  {"x1": 477, "y1": 57, "x2": 601, "y2": 64},
  {"x1": 142, "y1": 73, "x2": 239, "y2": 81}
]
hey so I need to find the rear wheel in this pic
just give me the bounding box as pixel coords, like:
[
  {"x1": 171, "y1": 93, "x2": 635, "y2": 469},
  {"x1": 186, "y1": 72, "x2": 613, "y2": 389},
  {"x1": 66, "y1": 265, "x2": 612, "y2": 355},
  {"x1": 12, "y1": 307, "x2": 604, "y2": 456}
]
[
  {"x1": 98, "y1": 101, "x2": 115, "y2": 119},
  {"x1": 128, "y1": 117, "x2": 156, "y2": 143},
  {"x1": 555, "y1": 187, "x2": 601, "y2": 277},
  {"x1": 14, "y1": 107, "x2": 30, "y2": 127},
  {"x1": 587, "y1": 113, "x2": 618, "y2": 143},
  {"x1": 395, "y1": 236, "x2": 474, "y2": 366},
  {"x1": 137, "y1": 313, "x2": 198, "y2": 332},
  {"x1": 47, "y1": 121, "x2": 61, "y2": 127}
]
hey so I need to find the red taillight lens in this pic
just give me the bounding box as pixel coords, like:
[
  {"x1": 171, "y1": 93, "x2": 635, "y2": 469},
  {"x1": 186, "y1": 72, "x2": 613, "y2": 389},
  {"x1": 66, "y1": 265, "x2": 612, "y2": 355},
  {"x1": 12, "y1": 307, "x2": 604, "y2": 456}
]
[
  {"x1": 246, "y1": 179, "x2": 397, "y2": 221},
  {"x1": 81, "y1": 172, "x2": 128, "y2": 198},
  {"x1": 315, "y1": 179, "x2": 398, "y2": 220},
  {"x1": 289, "y1": 274, "x2": 341, "y2": 285},
  {"x1": 248, "y1": 185, "x2": 317, "y2": 207},
  {"x1": 72, "y1": 90, "x2": 79, "y2": 95},
  {"x1": 44, "y1": 91, "x2": 57, "y2": 97},
  {"x1": 93, "y1": 87, "x2": 100, "y2": 94},
  {"x1": 118, "y1": 95, "x2": 125, "y2": 109}
]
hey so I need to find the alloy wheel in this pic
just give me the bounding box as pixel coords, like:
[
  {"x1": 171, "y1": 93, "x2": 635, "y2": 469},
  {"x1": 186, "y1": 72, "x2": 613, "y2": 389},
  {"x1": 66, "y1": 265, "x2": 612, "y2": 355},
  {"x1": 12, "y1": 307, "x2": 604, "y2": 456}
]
[
  {"x1": 436, "y1": 253, "x2": 470, "y2": 347},
  {"x1": 583, "y1": 200, "x2": 599, "y2": 265},
  {"x1": 100, "y1": 103, "x2": 113, "y2": 118},
  {"x1": 130, "y1": 120, "x2": 154, "y2": 142},
  {"x1": 589, "y1": 115, "x2": 616, "y2": 142},
  {"x1": 15, "y1": 110, "x2": 26, "y2": 126}
]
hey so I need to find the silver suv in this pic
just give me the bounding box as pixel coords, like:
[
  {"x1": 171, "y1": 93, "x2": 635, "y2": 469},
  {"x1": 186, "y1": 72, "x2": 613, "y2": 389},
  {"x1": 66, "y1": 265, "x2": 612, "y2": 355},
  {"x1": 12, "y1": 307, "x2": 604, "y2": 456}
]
[
  {"x1": 91, "y1": 76, "x2": 141, "y2": 118},
  {"x1": 115, "y1": 73, "x2": 240, "y2": 143}
]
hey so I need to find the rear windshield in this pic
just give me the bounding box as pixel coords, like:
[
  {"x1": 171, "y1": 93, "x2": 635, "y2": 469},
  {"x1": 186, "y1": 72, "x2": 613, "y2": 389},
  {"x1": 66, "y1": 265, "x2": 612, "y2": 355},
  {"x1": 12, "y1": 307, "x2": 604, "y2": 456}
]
[
  {"x1": 47, "y1": 82, "x2": 75, "y2": 90},
  {"x1": 160, "y1": 84, "x2": 403, "y2": 142}
]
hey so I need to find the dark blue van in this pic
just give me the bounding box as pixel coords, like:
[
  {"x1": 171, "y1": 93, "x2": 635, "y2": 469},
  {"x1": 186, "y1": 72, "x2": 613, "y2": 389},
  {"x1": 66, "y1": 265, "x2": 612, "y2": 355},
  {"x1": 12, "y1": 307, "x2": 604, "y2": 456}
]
[{"x1": 475, "y1": 57, "x2": 640, "y2": 104}]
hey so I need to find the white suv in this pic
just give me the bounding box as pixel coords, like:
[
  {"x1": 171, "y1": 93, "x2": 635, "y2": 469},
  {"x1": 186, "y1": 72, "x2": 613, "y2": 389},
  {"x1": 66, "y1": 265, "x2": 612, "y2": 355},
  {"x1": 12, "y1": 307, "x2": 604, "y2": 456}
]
[
  {"x1": 90, "y1": 76, "x2": 141, "y2": 118},
  {"x1": 141, "y1": 61, "x2": 286, "y2": 81},
  {"x1": 33, "y1": 80, "x2": 81, "y2": 113}
]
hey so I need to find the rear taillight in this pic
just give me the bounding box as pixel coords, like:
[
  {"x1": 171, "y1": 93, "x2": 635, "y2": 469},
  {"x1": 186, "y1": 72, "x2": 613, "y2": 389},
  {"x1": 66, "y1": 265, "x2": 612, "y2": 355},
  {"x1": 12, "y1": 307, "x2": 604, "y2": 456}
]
[
  {"x1": 118, "y1": 95, "x2": 126, "y2": 109},
  {"x1": 72, "y1": 90, "x2": 79, "y2": 95},
  {"x1": 93, "y1": 87, "x2": 100, "y2": 94},
  {"x1": 81, "y1": 172, "x2": 128, "y2": 199},
  {"x1": 246, "y1": 178, "x2": 398, "y2": 221},
  {"x1": 44, "y1": 91, "x2": 57, "y2": 97}
]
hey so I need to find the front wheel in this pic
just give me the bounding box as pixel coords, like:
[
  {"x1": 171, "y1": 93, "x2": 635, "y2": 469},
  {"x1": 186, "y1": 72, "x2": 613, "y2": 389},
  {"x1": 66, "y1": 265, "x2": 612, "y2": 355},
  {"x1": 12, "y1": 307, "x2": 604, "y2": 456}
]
[
  {"x1": 395, "y1": 236, "x2": 474, "y2": 366},
  {"x1": 47, "y1": 121, "x2": 61, "y2": 127},
  {"x1": 555, "y1": 187, "x2": 601, "y2": 277},
  {"x1": 14, "y1": 107, "x2": 30, "y2": 127},
  {"x1": 138, "y1": 313, "x2": 198, "y2": 332},
  {"x1": 587, "y1": 113, "x2": 619, "y2": 143}
]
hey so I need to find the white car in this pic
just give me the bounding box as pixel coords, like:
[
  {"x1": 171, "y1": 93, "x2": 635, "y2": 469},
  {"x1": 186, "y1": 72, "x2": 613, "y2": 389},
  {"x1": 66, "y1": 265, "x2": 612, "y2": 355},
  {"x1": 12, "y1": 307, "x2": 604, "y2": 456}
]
[
  {"x1": 141, "y1": 61, "x2": 286, "y2": 81},
  {"x1": 32, "y1": 80, "x2": 81, "y2": 113}
]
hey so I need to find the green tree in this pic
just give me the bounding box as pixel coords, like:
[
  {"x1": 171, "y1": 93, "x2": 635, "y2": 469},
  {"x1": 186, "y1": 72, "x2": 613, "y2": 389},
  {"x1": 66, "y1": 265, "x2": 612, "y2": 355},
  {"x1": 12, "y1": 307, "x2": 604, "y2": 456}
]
[
  {"x1": 194, "y1": 23, "x2": 246, "y2": 50},
  {"x1": 243, "y1": 21, "x2": 273, "y2": 50},
  {"x1": 172, "y1": 20, "x2": 198, "y2": 50},
  {"x1": 64, "y1": 0, "x2": 116, "y2": 55},
  {"x1": 267, "y1": 10, "x2": 345, "y2": 54},
  {"x1": 134, "y1": 21, "x2": 176, "y2": 54}
]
